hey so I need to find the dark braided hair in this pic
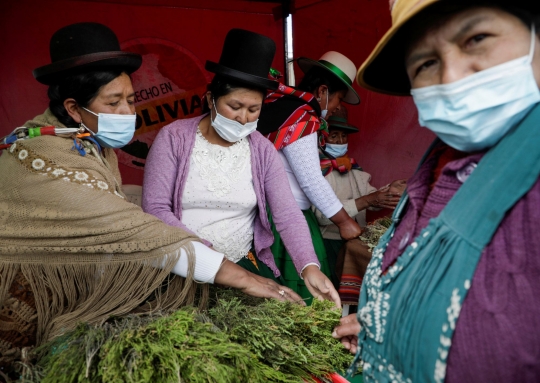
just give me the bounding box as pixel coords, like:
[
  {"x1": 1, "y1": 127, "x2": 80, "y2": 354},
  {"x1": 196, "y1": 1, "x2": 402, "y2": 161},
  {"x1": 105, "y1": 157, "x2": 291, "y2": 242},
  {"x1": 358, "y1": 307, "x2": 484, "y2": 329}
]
[{"x1": 47, "y1": 69, "x2": 125, "y2": 127}]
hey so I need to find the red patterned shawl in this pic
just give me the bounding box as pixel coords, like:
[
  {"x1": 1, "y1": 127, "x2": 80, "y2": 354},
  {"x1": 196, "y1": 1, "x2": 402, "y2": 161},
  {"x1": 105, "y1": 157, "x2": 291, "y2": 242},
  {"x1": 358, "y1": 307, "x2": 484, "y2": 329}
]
[{"x1": 261, "y1": 83, "x2": 327, "y2": 150}]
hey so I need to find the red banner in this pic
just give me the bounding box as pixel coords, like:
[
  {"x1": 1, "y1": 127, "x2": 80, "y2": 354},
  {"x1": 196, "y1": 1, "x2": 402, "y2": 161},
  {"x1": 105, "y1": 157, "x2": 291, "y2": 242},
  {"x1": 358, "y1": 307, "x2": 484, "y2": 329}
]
[{"x1": 117, "y1": 37, "x2": 210, "y2": 170}]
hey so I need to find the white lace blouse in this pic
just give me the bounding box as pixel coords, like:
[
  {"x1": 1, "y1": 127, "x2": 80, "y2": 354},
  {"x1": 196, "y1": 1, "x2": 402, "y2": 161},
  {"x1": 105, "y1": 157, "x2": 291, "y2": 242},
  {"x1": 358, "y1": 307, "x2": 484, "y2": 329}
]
[
  {"x1": 182, "y1": 129, "x2": 257, "y2": 263},
  {"x1": 280, "y1": 133, "x2": 343, "y2": 218}
]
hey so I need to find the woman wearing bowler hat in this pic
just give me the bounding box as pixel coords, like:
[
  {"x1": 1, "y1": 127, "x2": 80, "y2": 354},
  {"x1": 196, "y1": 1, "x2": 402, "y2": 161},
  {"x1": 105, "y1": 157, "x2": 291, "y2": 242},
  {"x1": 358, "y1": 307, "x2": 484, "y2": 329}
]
[
  {"x1": 332, "y1": 1, "x2": 540, "y2": 382},
  {"x1": 0, "y1": 23, "x2": 306, "y2": 373},
  {"x1": 142, "y1": 29, "x2": 340, "y2": 306}
]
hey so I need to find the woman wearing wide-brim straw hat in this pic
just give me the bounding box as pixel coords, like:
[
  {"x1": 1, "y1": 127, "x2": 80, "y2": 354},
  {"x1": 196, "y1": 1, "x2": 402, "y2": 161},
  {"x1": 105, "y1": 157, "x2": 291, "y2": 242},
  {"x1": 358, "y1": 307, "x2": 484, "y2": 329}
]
[
  {"x1": 142, "y1": 29, "x2": 340, "y2": 308},
  {"x1": 0, "y1": 23, "x2": 307, "y2": 375},
  {"x1": 257, "y1": 51, "x2": 364, "y2": 304},
  {"x1": 332, "y1": 0, "x2": 540, "y2": 382}
]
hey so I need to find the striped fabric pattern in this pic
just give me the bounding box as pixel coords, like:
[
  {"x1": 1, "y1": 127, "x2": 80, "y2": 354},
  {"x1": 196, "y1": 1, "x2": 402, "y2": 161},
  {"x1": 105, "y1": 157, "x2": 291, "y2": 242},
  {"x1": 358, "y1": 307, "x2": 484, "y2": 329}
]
[
  {"x1": 264, "y1": 83, "x2": 326, "y2": 150},
  {"x1": 338, "y1": 274, "x2": 363, "y2": 305},
  {"x1": 320, "y1": 153, "x2": 361, "y2": 177}
]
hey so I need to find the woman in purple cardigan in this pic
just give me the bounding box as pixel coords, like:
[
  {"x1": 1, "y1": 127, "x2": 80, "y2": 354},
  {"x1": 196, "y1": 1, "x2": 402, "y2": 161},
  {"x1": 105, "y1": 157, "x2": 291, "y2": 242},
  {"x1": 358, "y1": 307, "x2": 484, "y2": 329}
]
[{"x1": 142, "y1": 29, "x2": 340, "y2": 306}]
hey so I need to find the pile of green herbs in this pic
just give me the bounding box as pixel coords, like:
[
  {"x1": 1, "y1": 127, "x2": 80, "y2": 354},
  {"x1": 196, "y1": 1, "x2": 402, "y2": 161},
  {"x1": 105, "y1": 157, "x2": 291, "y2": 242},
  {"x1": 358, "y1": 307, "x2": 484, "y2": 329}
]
[
  {"x1": 359, "y1": 216, "x2": 393, "y2": 251},
  {"x1": 16, "y1": 288, "x2": 352, "y2": 383}
]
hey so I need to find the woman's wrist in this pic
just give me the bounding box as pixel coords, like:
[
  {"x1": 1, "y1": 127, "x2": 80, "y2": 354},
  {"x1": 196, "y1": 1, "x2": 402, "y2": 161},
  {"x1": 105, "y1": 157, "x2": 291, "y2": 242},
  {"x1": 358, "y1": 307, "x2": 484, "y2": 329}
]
[
  {"x1": 355, "y1": 195, "x2": 372, "y2": 211},
  {"x1": 300, "y1": 263, "x2": 320, "y2": 279},
  {"x1": 329, "y1": 208, "x2": 352, "y2": 226},
  {"x1": 368, "y1": 194, "x2": 380, "y2": 208},
  {"x1": 214, "y1": 259, "x2": 252, "y2": 289}
]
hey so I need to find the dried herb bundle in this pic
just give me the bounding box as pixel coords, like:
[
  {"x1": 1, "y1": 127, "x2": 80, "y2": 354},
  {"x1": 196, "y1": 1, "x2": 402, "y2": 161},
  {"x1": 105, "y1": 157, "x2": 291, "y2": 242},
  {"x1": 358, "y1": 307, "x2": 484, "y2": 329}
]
[
  {"x1": 18, "y1": 288, "x2": 353, "y2": 383},
  {"x1": 359, "y1": 216, "x2": 393, "y2": 251}
]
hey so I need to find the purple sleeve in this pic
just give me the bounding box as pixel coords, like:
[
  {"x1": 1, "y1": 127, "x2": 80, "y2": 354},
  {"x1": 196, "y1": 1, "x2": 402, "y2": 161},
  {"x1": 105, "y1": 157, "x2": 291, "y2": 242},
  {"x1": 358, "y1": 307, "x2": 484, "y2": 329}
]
[
  {"x1": 142, "y1": 128, "x2": 210, "y2": 246},
  {"x1": 263, "y1": 143, "x2": 320, "y2": 274}
]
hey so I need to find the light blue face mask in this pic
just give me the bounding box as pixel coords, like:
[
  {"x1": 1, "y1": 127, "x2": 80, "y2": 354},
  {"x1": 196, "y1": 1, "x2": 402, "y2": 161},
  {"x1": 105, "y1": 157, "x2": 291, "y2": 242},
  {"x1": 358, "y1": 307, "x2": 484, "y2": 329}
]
[
  {"x1": 411, "y1": 25, "x2": 540, "y2": 152},
  {"x1": 325, "y1": 143, "x2": 348, "y2": 158},
  {"x1": 82, "y1": 107, "x2": 136, "y2": 148}
]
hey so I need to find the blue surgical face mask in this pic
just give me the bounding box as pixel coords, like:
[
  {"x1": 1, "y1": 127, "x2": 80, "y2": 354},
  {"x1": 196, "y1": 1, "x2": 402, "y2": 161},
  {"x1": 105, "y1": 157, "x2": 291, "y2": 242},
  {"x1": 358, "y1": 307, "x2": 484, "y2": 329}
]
[
  {"x1": 81, "y1": 107, "x2": 136, "y2": 148},
  {"x1": 411, "y1": 25, "x2": 540, "y2": 152},
  {"x1": 325, "y1": 143, "x2": 348, "y2": 158}
]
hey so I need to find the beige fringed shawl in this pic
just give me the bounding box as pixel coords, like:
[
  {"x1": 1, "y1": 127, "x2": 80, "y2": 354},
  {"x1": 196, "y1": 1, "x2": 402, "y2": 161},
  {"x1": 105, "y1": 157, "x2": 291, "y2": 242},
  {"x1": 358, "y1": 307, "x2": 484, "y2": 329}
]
[{"x1": 0, "y1": 110, "x2": 203, "y2": 353}]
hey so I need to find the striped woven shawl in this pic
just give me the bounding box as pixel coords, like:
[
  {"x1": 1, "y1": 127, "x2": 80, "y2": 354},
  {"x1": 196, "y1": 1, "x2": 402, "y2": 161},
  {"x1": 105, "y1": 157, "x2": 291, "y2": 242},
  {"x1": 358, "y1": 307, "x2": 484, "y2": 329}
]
[{"x1": 257, "y1": 83, "x2": 327, "y2": 150}]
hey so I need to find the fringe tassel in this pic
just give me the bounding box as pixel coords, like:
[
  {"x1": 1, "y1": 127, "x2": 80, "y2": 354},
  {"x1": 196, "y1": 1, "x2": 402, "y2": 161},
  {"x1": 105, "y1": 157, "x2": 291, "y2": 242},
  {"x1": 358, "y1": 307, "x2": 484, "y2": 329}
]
[
  {"x1": 0, "y1": 262, "x2": 19, "y2": 308},
  {"x1": 1, "y1": 240, "x2": 205, "y2": 346}
]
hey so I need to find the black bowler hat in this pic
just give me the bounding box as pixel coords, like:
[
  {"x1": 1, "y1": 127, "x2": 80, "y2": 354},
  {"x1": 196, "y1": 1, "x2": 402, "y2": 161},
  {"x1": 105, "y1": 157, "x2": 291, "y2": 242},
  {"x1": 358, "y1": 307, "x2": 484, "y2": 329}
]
[
  {"x1": 33, "y1": 22, "x2": 142, "y2": 85},
  {"x1": 205, "y1": 29, "x2": 279, "y2": 90}
]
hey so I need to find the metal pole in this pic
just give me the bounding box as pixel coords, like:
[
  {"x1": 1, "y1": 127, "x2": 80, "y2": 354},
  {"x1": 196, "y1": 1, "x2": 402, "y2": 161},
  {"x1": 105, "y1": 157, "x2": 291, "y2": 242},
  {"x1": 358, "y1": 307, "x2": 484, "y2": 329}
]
[{"x1": 282, "y1": 1, "x2": 295, "y2": 86}]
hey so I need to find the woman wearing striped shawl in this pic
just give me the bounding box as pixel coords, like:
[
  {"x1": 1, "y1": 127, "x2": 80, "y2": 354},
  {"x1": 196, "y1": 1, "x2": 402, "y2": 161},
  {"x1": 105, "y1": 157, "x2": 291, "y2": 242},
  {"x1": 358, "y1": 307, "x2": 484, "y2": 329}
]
[{"x1": 257, "y1": 51, "x2": 363, "y2": 302}]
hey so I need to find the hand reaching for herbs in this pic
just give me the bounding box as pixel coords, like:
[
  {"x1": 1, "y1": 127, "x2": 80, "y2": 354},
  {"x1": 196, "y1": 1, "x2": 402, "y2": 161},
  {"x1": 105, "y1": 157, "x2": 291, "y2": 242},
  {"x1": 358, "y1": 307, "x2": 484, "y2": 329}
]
[
  {"x1": 332, "y1": 313, "x2": 362, "y2": 354},
  {"x1": 302, "y1": 265, "x2": 342, "y2": 308},
  {"x1": 214, "y1": 259, "x2": 304, "y2": 304}
]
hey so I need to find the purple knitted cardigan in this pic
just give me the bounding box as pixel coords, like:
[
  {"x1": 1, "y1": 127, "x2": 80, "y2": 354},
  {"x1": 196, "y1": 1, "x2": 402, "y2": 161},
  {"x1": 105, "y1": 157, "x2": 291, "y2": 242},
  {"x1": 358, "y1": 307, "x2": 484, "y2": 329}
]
[
  {"x1": 142, "y1": 114, "x2": 319, "y2": 277},
  {"x1": 383, "y1": 144, "x2": 540, "y2": 382}
]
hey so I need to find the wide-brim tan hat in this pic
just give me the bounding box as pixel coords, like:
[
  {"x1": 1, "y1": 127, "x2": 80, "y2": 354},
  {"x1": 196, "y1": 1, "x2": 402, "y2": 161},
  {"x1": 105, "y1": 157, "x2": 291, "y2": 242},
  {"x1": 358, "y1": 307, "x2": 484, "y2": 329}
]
[
  {"x1": 298, "y1": 51, "x2": 361, "y2": 104},
  {"x1": 357, "y1": 0, "x2": 540, "y2": 96}
]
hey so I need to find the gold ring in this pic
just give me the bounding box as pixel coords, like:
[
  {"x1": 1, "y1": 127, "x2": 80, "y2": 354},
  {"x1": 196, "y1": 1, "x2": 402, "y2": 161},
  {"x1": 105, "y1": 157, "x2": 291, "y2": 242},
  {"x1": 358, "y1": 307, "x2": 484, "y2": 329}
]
[{"x1": 278, "y1": 290, "x2": 285, "y2": 296}]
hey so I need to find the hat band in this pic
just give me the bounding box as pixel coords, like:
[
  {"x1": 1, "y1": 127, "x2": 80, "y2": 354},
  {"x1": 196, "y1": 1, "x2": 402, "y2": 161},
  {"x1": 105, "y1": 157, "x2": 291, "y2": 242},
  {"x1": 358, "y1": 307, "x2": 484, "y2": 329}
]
[{"x1": 318, "y1": 60, "x2": 353, "y2": 86}]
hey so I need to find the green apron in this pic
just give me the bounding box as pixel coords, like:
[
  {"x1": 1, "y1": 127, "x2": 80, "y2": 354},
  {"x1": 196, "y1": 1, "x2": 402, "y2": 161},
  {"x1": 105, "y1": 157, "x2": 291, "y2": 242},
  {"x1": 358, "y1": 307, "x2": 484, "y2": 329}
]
[
  {"x1": 323, "y1": 238, "x2": 345, "y2": 289},
  {"x1": 236, "y1": 249, "x2": 283, "y2": 284},
  {"x1": 268, "y1": 208, "x2": 331, "y2": 305}
]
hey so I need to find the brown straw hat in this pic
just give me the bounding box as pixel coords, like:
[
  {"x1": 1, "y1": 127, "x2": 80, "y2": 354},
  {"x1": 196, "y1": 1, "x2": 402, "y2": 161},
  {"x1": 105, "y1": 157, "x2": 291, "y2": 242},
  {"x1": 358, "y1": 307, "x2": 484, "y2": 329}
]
[{"x1": 356, "y1": 0, "x2": 540, "y2": 96}]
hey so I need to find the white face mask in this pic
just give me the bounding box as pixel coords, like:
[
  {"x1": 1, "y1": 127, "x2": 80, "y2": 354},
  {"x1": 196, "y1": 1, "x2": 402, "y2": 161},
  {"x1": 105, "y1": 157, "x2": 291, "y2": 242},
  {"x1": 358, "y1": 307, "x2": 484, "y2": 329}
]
[
  {"x1": 211, "y1": 98, "x2": 258, "y2": 142},
  {"x1": 325, "y1": 143, "x2": 348, "y2": 158},
  {"x1": 82, "y1": 107, "x2": 136, "y2": 148},
  {"x1": 411, "y1": 25, "x2": 540, "y2": 152},
  {"x1": 321, "y1": 91, "x2": 329, "y2": 119}
]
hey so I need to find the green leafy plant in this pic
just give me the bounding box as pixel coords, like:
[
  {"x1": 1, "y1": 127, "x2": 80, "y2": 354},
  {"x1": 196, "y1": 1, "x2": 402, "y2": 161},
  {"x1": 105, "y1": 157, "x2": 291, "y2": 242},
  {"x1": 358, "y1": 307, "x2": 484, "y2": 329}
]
[{"x1": 19, "y1": 288, "x2": 353, "y2": 383}]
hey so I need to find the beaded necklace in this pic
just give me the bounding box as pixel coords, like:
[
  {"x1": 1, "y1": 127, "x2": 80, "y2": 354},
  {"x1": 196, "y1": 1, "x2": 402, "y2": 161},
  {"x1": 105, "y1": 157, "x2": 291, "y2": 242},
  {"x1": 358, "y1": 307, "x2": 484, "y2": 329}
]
[{"x1": 1, "y1": 125, "x2": 101, "y2": 156}]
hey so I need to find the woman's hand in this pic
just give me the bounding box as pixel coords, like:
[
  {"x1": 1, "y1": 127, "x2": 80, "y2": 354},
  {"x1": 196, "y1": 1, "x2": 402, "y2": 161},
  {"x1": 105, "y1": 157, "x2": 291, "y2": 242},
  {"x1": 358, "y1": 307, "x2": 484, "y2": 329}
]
[
  {"x1": 330, "y1": 208, "x2": 362, "y2": 240},
  {"x1": 214, "y1": 259, "x2": 305, "y2": 304},
  {"x1": 332, "y1": 313, "x2": 361, "y2": 354},
  {"x1": 355, "y1": 180, "x2": 406, "y2": 212},
  {"x1": 365, "y1": 187, "x2": 401, "y2": 209},
  {"x1": 388, "y1": 179, "x2": 407, "y2": 195},
  {"x1": 337, "y1": 217, "x2": 363, "y2": 240},
  {"x1": 241, "y1": 275, "x2": 304, "y2": 304},
  {"x1": 301, "y1": 265, "x2": 341, "y2": 307}
]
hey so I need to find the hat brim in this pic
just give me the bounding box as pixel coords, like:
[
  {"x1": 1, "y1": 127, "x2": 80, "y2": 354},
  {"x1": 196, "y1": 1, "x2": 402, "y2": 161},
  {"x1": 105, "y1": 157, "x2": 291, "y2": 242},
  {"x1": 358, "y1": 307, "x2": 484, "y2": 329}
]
[
  {"x1": 357, "y1": 0, "x2": 540, "y2": 96},
  {"x1": 33, "y1": 51, "x2": 142, "y2": 85},
  {"x1": 328, "y1": 121, "x2": 359, "y2": 133},
  {"x1": 205, "y1": 61, "x2": 279, "y2": 90},
  {"x1": 297, "y1": 57, "x2": 360, "y2": 105}
]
